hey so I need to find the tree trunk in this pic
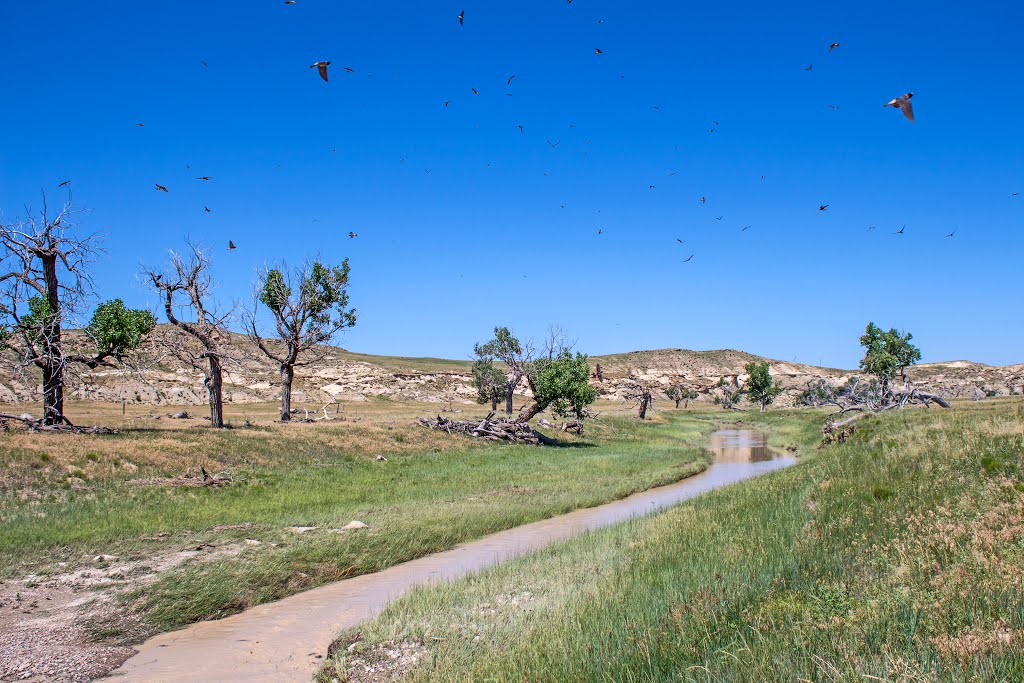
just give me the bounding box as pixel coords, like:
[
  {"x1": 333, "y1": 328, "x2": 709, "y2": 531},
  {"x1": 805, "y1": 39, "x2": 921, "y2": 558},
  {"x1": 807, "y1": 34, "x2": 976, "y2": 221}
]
[
  {"x1": 41, "y1": 361, "x2": 66, "y2": 425},
  {"x1": 505, "y1": 372, "x2": 519, "y2": 416},
  {"x1": 491, "y1": 393, "x2": 499, "y2": 412},
  {"x1": 674, "y1": 398, "x2": 681, "y2": 409},
  {"x1": 280, "y1": 364, "x2": 294, "y2": 421},
  {"x1": 40, "y1": 253, "x2": 66, "y2": 425},
  {"x1": 206, "y1": 356, "x2": 225, "y2": 428},
  {"x1": 760, "y1": 401, "x2": 767, "y2": 413},
  {"x1": 638, "y1": 393, "x2": 650, "y2": 420},
  {"x1": 515, "y1": 401, "x2": 546, "y2": 424}
]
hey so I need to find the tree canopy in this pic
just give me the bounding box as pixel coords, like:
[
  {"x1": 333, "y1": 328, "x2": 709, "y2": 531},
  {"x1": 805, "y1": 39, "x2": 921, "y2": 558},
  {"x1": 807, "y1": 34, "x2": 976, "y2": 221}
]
[
  {"x1": 745, "y1": 361, "x2": 781, "y2": 412},
  {"x1": 858, "y1": 322, "x2": 921, "y2": 387},
  {"x1": 526, "y1": 350, "x2": 596, "y2": 421},
  {"x1": 86, "y1": 299, "x2": 156, "y2": 358}
]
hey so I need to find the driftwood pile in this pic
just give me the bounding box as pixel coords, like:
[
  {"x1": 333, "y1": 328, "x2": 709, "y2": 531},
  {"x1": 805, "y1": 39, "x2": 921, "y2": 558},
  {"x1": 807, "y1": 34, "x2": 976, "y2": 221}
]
[
  {"x1": 0, "y1": 412, "x2": 118, "y2": 434},
  {"x1": 419, "y1": 412, "x2": 557, "y2": 445}
]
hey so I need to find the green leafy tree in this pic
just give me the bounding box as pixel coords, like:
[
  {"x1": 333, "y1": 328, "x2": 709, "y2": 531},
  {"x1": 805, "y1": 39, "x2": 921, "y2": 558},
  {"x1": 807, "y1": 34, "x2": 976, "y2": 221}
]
[
  {"x1": 471, "y1": 354, "x2": 508, "y2": 412},
  {"x1": 666, "y1": 384, "x2": 697, "y2": 409},
  {"x1": 87, "y1": 299, "x2": 156, "y2": 358},
  {"x1": 744, "y1": 361, "x2": 781, "y2": 412},
  {"x1": 248, "y1": 259, "x2": 356, "y2": 421},
  {"x1": 1, "y1": 197, "x2": 153, "y2": 424},
  {"x1": 474, "y1": 326, "x2": 530, "y2": 416},
  {"x1": 519, "y1": 350, "x2": 596, "y2": 423},
  {"x1": 858, "y1": 322, "x2": 921, "y2": 391}
]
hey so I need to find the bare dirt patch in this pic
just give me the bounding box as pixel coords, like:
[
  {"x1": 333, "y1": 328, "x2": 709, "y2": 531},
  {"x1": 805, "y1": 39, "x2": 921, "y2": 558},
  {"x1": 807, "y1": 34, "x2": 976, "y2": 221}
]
[{"x1": 0, "y1": 541, "x2": 243, "y2": 681}]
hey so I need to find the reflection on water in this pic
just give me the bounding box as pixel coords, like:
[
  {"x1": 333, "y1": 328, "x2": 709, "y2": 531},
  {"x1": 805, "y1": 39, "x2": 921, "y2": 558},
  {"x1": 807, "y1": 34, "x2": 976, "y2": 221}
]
[
  {"x1": 110, "y1": 430, "x2": 796, "y2": 683},
  {"x1": 710, "y1": 428, "x2": 775, "y2": 463}
]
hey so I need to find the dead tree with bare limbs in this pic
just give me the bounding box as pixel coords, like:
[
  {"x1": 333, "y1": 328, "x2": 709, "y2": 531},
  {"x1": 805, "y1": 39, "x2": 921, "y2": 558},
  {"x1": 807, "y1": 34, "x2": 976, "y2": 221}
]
[
  {"x1": 143, "y1": 243, "x2": 233, "y2": 428},
  {"x1": 623, "y1": 378, "x2": 655, "y2": 419},
  {"x1": 0, "y1": 195, "x2": 154, "y2": 425},
  {"x1": 246, "y1": 259, "x2": 357, "y2": 421}
]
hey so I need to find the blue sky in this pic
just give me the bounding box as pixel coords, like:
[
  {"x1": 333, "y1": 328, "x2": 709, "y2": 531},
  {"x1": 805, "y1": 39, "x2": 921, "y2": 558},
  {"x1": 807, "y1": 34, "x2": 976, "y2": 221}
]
[{"x1": 1, "y1": 1, "x2": 1021, "y2": 368}]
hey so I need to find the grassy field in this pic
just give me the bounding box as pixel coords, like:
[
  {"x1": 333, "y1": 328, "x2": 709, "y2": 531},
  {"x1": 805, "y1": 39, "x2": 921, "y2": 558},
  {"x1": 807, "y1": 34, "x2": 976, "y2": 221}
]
[
  {"x1": 0, "y1": 398, "x2": 742, "y2": 637},
  {"x1": 320, "y1": 400, "x2": 1024, "y2": 682}
]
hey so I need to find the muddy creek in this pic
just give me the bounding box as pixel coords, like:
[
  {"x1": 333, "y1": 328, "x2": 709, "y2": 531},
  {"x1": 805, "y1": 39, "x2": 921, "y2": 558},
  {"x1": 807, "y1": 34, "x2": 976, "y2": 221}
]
[{"x1": 108, "y1": 429, "x2": 794, "y2": 682}]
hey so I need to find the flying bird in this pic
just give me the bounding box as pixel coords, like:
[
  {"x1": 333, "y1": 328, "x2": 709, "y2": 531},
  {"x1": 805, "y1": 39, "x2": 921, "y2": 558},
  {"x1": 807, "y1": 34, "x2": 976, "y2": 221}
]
[
  {"x1": 195, "y1": 176, "x2": 211, "y2": 181},
  {"x1": 828, "y1": 41, "x2": 839, "y2": 52},
  {"x1": 594, "y1": 48, "x2": 603, "y2": 55},
  {"x1": 649, "y1": 185, "x2": 656, "y2": 190},
  {"x1": 284, "y1": 1, "x2": 296, "y2": 4},
  {"x1": 228, "y1": 240, "x2": 236, "y2": 250},
  {"x1": 885, "y1": 93, "x2": 914, "y2": 121},
  {"x1": 547, "y1": 139, "x2": 560, "y2": 149},
  {"x1": 348, "y1": 231, "x2": 357, "y2": 238},
  {"x1": 742, "y1": 225, "x2": 751, "y2": 231},
  {"x1": 819, "y1": 204, "x2": 829, "y2": 211},
  {"x1": 507, "y1": 74, "x2": 516, "y2": 85},
  {"x1": 201, "y1": 60, "x2": 208, "y2": 69},
  {"x1": 597, "y1": 229, "x2": 603, "y2": 235},
  {"x1": 684, "y1": 255, "x2": 694, "y2": 262},
  {"x1": 458, "y1": 10, "x2": 464, "y2": 25},
  {"x1": 676, "y1": 238, "x2": 684, "y2": 244},
  {"x1": 343, "y1": 67, "x2": 354, "y2": 73},
  {"x1": 444, "y1": 100, "x2": 450, "y2": 107},
  {"x1": 805, "y1": 64, "x2": 813, "y2": 71},
  {"x1": 1010, "y1": 192, "x2": 1019, "y2": 197},
  {"x1": 517, "y1": 125, "x2": 524, "y2": 134},
  {"x1": 58, "y1": 180, "x2": 71, "y2": 187},
  {"x1": 895, "y1": 226, "x2": 905, "y2": 235},
  {"x1": 700, "y1": 196, "x2": 706, "y2": 204},
  {"x1": 155, "y1": 183, "x2": 168, "y2": 192},
  {"x1": 311, "y1": 61, "x2": 330, "y2": 82},
  {"x1": 946, "y1": 230, "x2": 956, "y2": 238},
  {"x1": 715, "y1": 216, "x2": 723, "y2": 220},
  {"x1": 828, "y1": 105, "x2": 840, "y2": 110},
  {"x1": 867, "y1": 225, "x2": 876, "y2": 231},
  {"x1": 136, "y1": 123, "x2": 145, "y2": 127},
  {"x1": 471, "y1": 87, "x2": 479, "y2": 95},
  {"x1": 204, "y1": 206, "x2": 212, "y2": 213}
]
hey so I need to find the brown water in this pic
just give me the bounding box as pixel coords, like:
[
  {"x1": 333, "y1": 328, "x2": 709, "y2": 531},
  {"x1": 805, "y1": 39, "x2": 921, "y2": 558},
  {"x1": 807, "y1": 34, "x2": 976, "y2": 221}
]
[{"x1": 107, "y1": 429, "x2": 793, "y2": 682}]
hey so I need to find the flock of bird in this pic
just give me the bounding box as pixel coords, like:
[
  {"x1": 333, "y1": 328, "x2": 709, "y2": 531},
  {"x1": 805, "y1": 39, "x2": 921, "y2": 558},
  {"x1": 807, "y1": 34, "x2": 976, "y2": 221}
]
[{"x1": 52, "y1": 3, "x2": 1019, "y2": 265}]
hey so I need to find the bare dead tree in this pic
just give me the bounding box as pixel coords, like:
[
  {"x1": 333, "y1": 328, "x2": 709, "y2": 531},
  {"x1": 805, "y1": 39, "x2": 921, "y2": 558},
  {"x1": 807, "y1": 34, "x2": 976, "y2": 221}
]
[
  {"x1": 0, "y1": 194, "x2": 151, "y2": 425},
  {"x1": 142, "y1": 242, "x2": 233, "y2": 428},
  {"x1": 246, "y1": 259, "x2": 356, "y2": 421},
  {"x1": 821, "y1": 376, "x2": 951, "y2": 438},
  {"x1": 623, "y1": 377, "x2": 655, "y2": 419},
  {"x1": 594, "y1": 363, "x2": 604, "y2": 383}
]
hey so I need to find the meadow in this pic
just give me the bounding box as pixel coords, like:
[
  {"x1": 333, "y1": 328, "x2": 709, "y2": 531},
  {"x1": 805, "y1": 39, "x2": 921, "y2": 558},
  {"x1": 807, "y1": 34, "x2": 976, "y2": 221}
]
[
  {"x1": 319, "y1": 400, "x2": 1024, "y2": 682},
  {"x1": 0, "y1": 398, "x2": 737, "y2": 637}
]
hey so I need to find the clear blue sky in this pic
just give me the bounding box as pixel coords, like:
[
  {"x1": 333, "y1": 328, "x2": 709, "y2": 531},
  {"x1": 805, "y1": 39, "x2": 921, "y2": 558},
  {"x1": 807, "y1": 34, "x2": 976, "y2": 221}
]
[{"x1": 2, "y1": 1, "x2": 1021, "y2": 368}]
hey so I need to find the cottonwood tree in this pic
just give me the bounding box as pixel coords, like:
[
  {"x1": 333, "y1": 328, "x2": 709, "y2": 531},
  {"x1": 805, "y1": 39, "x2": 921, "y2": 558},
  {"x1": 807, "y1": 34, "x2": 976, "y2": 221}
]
[
  {"x1": 666, "y1": 383, "x2": 697, "y2": 408},
  {"x1": 821, "y1": 323, "x2": 949, "y2": 438},
  {"x1": 0, "y1": 196, "x2": 154, "y2": 425},
  {"x1": 744, "y1": 361, "x2": 781, "y2": 412},
  {"x1": 624, "y1": 378, "x2": 655, "y2": 419},
  {"x1": 473, "y1": 325, "x2": 595, "y2": 424},
  {"x1": 471, "y1": 352, "x2": 508, "y2": 412},
  {"x1": 515, "y1": 349, "x2": 596, "y2": 423},
  {"x1": 859, "y1": 323, "x2": 922, "y2": 393},
  {"x1": 248, "y1": 259, "x2": 356, "y2": 421},
  {"x1": 474, "y1": 327, "x2": 532, "y2": 416},
  {"x1": 143, "y1": 242, "x2": 233, "y2": 428}
]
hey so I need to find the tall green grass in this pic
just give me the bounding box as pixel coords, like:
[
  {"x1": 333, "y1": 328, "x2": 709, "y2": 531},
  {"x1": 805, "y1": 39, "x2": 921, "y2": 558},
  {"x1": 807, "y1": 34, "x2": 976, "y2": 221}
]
[
  {"x1": 323, "y1": 401, "x2": 1024, "y2": 682},
  {"x1": 1, "y1": 411, "x2": 732, "y2": 633}
]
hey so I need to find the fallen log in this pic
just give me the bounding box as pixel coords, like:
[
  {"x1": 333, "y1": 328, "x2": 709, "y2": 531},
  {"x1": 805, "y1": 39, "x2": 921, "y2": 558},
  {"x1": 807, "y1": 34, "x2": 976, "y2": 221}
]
[
  {"x1": 418, "y1": 414, "x2": 555, "y2": 445},
  {"x1": 0, "y1": 413, "x2": 118, "y2": 434}
]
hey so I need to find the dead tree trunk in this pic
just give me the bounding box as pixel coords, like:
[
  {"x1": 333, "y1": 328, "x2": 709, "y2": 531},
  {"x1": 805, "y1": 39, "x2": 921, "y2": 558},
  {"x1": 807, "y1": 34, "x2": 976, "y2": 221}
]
[
  {"x1": 595, "y1": 364, "x2": 604, "y2": 383},
  {"x1": 490, "y1": 392, "x2": 499, "y2": 412},
  {"x1": 206, "y1": 356, "x2": 225, "y2": 428},
  {"x1": 41, "y1": 361, "x2": 67, "y2": 426},
  {"x1": 280, "y1": 364, "x2": 294, "y2": 422},
  {"x1": 638, "y1": 391, "x2": 652, "y2": 419}
]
